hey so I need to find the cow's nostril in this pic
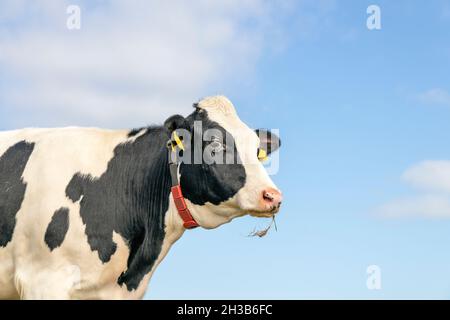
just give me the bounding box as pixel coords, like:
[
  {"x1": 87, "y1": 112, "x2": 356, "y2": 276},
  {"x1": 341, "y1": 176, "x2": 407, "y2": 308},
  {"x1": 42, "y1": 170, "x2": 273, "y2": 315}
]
[{"x1": 263, "y1": 191, "x2": 274, "y2": 202}]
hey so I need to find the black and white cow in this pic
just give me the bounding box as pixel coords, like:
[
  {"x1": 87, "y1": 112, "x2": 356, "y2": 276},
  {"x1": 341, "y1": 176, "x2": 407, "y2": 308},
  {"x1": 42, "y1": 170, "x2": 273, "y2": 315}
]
[{"x1": 0, "y1": 95, "x2": 282, "y2": 299}]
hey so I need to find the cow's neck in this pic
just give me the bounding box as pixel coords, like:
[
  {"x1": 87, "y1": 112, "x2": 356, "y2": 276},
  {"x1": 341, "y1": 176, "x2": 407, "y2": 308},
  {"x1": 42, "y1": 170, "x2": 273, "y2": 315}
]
[{"x1": 115, "y1": 128, "x2": 185, "y2": 291}]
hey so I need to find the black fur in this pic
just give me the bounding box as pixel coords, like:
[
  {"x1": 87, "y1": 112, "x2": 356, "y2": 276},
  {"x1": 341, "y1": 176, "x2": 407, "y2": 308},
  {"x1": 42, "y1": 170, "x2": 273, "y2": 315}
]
[
  {"x1": 179, "y1": 109, "x2": 246, "y2": 205},
  {"x1": 44, "y1": 207, "x2": 70, "y2": 251},
  {"x1": 65, "y1": 128, "x2": 171, "y2": 291},
  {"x1": 164, "y1": 115, "x2": 188, "y2": 132},
  {"x1": 0, "y1": 141, "x2": 35, "y2": 247}
]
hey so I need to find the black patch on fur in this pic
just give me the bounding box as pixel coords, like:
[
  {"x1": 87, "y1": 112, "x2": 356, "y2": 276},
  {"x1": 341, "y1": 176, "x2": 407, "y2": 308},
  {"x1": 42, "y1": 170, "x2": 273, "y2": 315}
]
[
  {"x1": 44, "y1": 207, "x2": 70, "y2": 251},
  {"x1": 0, "y1": 141, "x2": 35, "y2": 247},
  {"x1": 65, "y1": 128, "x2": 171, "y2": 291},
  {"x1": 179, "y1": 110, "x2": 246, "y2": 205}
]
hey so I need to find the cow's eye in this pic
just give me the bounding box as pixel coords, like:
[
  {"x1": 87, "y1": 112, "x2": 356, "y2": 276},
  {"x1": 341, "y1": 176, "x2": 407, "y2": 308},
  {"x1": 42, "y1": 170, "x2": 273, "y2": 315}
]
[
  {"x1": 210, "y1": 141, "x2": 221, "y2": 149},
  {"x1": 210, "y1": 141, "x2": 224, "y2": 154},
  {"x1": 208, "y1": 136, "x2": 227, "y2": 158}
]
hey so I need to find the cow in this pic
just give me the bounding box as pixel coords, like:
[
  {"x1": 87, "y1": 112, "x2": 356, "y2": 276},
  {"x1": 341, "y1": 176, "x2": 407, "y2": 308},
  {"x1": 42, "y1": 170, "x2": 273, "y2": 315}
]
[{"x1": 0, "y1": 95, "x2": 282, "y2": 299}]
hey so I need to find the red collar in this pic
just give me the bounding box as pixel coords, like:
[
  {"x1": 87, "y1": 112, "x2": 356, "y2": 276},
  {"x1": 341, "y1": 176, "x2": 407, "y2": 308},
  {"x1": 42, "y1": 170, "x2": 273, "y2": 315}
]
[
  {"x1": 171, "y1": 185, "x2": 199, "y2": 229},
  {"x1": 167, "y1": 131, "x2": 199, "y2": 229}
]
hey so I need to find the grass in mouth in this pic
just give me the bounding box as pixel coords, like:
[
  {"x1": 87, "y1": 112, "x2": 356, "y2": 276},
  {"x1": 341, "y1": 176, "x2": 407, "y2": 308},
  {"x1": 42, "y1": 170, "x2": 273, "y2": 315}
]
[{"x1": 248, "y1": 216, "x2": 277, "y2": 238}]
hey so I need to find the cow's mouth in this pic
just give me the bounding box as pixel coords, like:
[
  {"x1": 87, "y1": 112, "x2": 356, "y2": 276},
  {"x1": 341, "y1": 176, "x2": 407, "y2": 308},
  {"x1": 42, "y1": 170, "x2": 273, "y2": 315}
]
[
  {"x1": 248, "y1": 205, "x2": 280, "y2": 218},
  {"x1": 250, "y1": 212, "x2": 275, "y2": 218}
]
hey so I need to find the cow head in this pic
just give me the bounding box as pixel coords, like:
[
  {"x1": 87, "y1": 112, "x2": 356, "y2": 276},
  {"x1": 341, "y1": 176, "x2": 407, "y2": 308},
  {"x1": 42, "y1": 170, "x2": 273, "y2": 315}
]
[{"x1": 164, "y1": 96, "x2": 282, "y2": 228}]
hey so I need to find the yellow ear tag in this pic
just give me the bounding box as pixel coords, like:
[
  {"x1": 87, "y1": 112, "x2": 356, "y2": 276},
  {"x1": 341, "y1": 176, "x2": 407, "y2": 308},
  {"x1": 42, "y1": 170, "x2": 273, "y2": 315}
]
[
  {"x1": 258, "y1": 148, "x2": 268, "y2": 162},
  {"x1": 173, "y1": 132, "x2": 185, "y2": 151}
]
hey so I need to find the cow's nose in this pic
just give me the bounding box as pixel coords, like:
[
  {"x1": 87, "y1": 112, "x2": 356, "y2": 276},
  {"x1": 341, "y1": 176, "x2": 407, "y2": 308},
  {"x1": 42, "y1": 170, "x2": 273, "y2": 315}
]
[{"x1": 262, "y1": 188, "x2": 283, "y2": 210}]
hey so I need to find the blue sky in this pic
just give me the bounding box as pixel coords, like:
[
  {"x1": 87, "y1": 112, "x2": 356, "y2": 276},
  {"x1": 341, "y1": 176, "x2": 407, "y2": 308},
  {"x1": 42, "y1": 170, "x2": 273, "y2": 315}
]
[{"x1": 1, "y1": 0, "x2": 450, "y2": 299}]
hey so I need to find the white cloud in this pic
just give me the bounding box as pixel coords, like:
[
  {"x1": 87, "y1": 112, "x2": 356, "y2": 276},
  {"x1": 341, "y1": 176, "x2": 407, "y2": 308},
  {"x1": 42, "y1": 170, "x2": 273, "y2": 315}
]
[
  {"x1": 418, "y1": 88, "x2": 450, "y2": 107},
  {"x1": 403, "y1": 161, "x2": 450, "y2": 194},
  {"x1": 0, "y1": 0, "x2": 294, "y2": 128},
  {"x1": 376, "y1": 161, "x2": 450, "y2": 218},
  {"x1": 377, "y1": 194, "x2": 450, "y2": 218}
]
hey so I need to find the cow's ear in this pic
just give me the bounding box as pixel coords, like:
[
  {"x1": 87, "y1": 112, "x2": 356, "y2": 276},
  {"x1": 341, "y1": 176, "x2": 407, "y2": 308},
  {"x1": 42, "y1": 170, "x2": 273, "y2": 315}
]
[
  {"x1": 255, "y1": 129, "x2": 281, "y2": 155},
  {"x1": 164, "y1": 115, "x2": 188, "y2": 133}
]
